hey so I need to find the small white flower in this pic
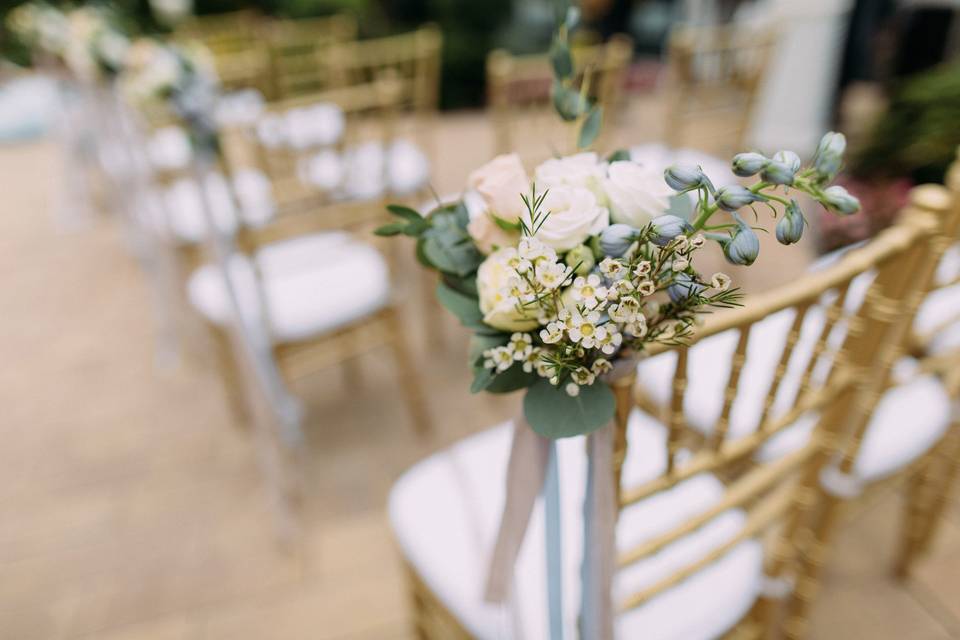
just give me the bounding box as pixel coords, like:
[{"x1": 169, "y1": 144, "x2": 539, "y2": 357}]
[
  {"x1": 671, "y1": 235, "x2": 689, "y2": 252},
  {"x1": 591, "y1": 358, "x2": 613, "y2": 376},
  {"x1": 571, "y1": 366, "x2": 595, "y2": 386},
  {"x1": 672, "y1": 257, "x2": 690, "y2": 272},
  {"x1": 636, "y1": 280, "x2": 656, "y2": 296},
  {"x1": 567, "y1": 311, "x2": 604, "y2": 348},
  {"x1": 486, "y1": 346, "x2": 514, "y2": 372},
  {"x1": 690, "y1": 233, "x2": 705, "y2": 248},
  {"x1": 624, "y1": 315, "x2": 648, "y2": 338},
  {"x1": 518, "y1": 236, "x2": 557, "y2": 264},
  {"x1": 597, "y1": 327, "x2": 623, "y2": 355},
  {"x1": 599, "y1": 257, "x2": 627, "y2": 280},
  {"x1": 571, "y1": 274, "x2": 608, "y2": 309},
  {"x1": 535, "y1": 261, "x2": 570, "y2": 290},
  {"x1": 509, "y1": 332, "x2": 534, "y2": 360},
  {"x1": 565, "y1": 382, "x2": 581, "y2": 397},
  {"x1": 633, "y1": 261, "x2": 652, "y2": 278},
  {"x1": 609, "y1": 297, "x2": 641, "y2": 324},
  {"x1": 522, "y1": 347, "x2": 543, "y2": 373},
  {"x1": 540, "y1": 321, "x2": 565, "y2": 344},
  {"x1": 711, "y1": 272, "x2": 732, "y2": 291}
]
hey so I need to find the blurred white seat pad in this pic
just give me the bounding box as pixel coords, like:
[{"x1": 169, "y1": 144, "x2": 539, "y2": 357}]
[
  {"x1": 187, "y1": 233, "x2": 390, "y2": 342},
  {"x1": 389, "y1": 411, "x2": 762, "y2": 640}
]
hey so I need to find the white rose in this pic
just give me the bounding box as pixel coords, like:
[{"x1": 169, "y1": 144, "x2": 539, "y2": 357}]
[
  {"x1": 526, "y1": 185, "x2": 609, "y2": 252},
  {"x1": 468, "y1": 212, "x2": 519, "y2": 255},
  {"x1": 602, "y1": 160, "x2": 674, "y2": 228},
  {"x1": 477, "y1": 249, "x2": 540, "y2": 332},
  {"x1": 467, "y1": 153, "x2": 530, "y2": 223},
  {"x1": 534, "y1": 152, "x2": 605, "y2": 193}
]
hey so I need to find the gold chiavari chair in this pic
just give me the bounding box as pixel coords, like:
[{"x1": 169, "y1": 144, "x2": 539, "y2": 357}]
[
  {"x1": 387, "y1": 193, "x2": 942, "y2": 639},
  {"x1": 661, "y1": 23, "x2": 776, "y2": 155},
  {"x1": 486, "y1": 35, "x2": 633, "y2": 164},
  {"x1": 267, "y1": 14, "x2": 358, "y2": 100},
  {"x1": 186, "y1": 78, "x2": 430, "y2": 435},
  {"x1": 176, "y1": 10, "x2": 273, "y2": 98}
]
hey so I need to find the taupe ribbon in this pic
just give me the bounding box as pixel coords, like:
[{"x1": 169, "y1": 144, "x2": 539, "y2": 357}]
[{"x1": 484, "y1": 359, "x2": 636, "y2": 639}]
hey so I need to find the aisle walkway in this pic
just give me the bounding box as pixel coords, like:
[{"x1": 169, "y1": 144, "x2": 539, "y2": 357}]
[{"x1": 0, "y1": 120, "x2": 958, "y2": 639}]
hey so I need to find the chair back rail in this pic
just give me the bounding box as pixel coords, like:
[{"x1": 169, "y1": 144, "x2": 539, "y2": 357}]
[
  {"x1": 268, "y1": 14, "x2": 358, "y2": 99},
  {"x1": 613, "y1": 197, "x2": 945, "y2": 613}
]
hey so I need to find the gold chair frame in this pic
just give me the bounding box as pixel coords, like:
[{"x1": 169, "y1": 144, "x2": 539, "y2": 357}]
[
  {"x1": 400, "y1": 191, "x2": 945, "y2": 639},
  {"x1": 267, "y1": 14, "x2": 359, "y2": 100}
]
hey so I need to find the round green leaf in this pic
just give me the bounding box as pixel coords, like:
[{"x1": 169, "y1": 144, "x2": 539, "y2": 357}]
[{"x1": 523, "y1": 379, "x2": 615, "y2": 439}]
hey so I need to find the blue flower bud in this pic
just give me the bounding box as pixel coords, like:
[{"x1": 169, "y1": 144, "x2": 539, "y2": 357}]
[
  {"x1": 731, "y1": 152, "x2": 768, "y2": 177},
  {"x1": 650, "y1": 214, "x2": 693, "y2": 246},
  {"x1": 812, "y1": 132, "x2": 846, "y2": 181},
  {"x1": 760, "y1": 161, "x2": 796, "y2": 186},
  {"x1": 664, "y1": 164, "x2": 707, "y2": 192},
  {"x1": 714, "y1": 185, "x2": 768, "y2": 212},
  {"x1": 721, "y1": 218, "x2": 760, "y2": 265},
  {"x1": 773, "y1": 150, "x2": 801, "y2": 173},
  {"x1": 668, "y1": 273, "x2": 705, "y2": 302},
  {"x1": 821, "y1": 185, "x2": 860, "y2": 215},
  {"x1": 599, "y1": 223, "x2": 638, "y2": 257},
  {"x1": 776, "y1": 199, "x2": 805, "y2": 245}
]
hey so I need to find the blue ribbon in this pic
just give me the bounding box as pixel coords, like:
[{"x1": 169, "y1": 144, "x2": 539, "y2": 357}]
[{"x1": 544, "y1": 440, "x2": 564, "y2": 640}]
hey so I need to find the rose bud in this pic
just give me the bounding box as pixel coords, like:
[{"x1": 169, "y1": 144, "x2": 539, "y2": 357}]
[
  {"x1": 565, "y1": 244, "x2": 596, "y2": 275},
  {"x1": 650, "y1": 214, "x2": 693, "y2": 246},
  {"x1": 821, "y1": 185, "x2": 861, "y2": 215},
  {"x1": 731, "y1": 152, "x2": 768, "y2": 177},
  {"x1": 776, "y1": 199, "x2": 805, "y2": 245},
  {"x1": 715, "y1": 185, "x2": 768, "y2": 212},
  {"x1": 599, "y1": 223, "x2": 638, "y2": 257}
]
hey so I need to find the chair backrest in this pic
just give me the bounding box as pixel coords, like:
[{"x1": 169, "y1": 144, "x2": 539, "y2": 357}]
[
  {"x1": 218, "y1": 76, "x2": 406, "y2": 256},
  {"x1": 176, "y1": 10, "x2": 272, "y2": 97},
  {"x1": 610, "y1": 190, "x2": 949, "y2": 618},
  {"x1": 267, "y1": 14, "x2": 359, "y2": 100},
  {"x1": 486, "y1": 35, "x2": 633, "y2": 163},
  {"x1": 662, "y1": 22, "x2": 776, "y2": 154}
]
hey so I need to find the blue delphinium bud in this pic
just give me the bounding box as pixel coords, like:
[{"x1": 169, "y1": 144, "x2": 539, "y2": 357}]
[
  {"x1": 773, "y1": 150, "x2": 801, "y2": 173},
  {"x1": 762, "y1": 150, "x2": 801, "y2": 185},
  {"x1": 599, "y1": 223, "x2": 638, "y2": 257},
  {"x1": 650, "y1": 214, "x2": 693, "y2": 246},
  {"x1": 776, "y1": 199, "x2": 805, "y2": 245},
  {"x1": 565, "y1": 244, "x2": 596, "y2": 275},
  {"x1": 721, "y1": 217, "x2": 760, "y2": 265},
  {"x1": 668, "y1": 273, "x2": 705, "y2": 302},
  {"x1": 715, "y1": 185, "x2": 768, "y2": 212},
  {"x1": 812, "y1": 132, "x2": 846, "y2": 181},
  {"x1": 664, "y1": 164, "x2": 707, "y2": 192},
  {"x1": 731, "y1": 152, "x2": 768, "y2": 177},
  {"x1": 821, "y1": 185, "x2": 861, "y2": 215}
]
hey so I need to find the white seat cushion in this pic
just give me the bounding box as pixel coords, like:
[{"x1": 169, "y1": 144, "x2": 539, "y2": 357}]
[
  {"x1": 389, "y1": 411, "x2": 762, "y2": 640},
  {"x1": 187, "y1": 233, "x2": 390, "y2": 342},
  {"x1": 914, "y1": 283, "x2": 960, "y2": 353},
  {"x1": 148, "y1": 125, "x2": 193, "y2": 171},
  {"x1": 297, "y1": 139, "x2": 431, "y2": 201}
]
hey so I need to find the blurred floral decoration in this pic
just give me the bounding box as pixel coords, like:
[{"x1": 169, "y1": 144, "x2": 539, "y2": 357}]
[{"x1": 819, "y1": 61, "x2": 960, "y2": 253}]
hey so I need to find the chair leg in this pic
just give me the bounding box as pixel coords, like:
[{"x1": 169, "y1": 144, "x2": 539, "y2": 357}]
[
  {"x1": 895, "y1": 424, "x2": 960, "y2": 576},
  {"x1": 385, "y1": 308, "x2": 431, "y2": 438},
  {"x1": 783, "y1": 493, "x2": 844, "y2": 640},
  {"x1": 209, "y1": 325, "x2": 252, "y2": 428}
]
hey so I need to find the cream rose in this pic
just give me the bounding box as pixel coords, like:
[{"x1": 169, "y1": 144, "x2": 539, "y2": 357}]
[
  {"x1": 602, "y1": 161, "x2": 674, "y2": 228},
  {"x1": 467, "y1": 153, "x2": 530, "y2": 223},
  {"x1": 534, "y1": 152, "x2": 605, "y2": 193},
  {"x1": 525, "y1": 185, "x2": 609, "y2": 252},
  {"x1": 467, "y1": 212, "x2": 519, "y2": 255},
  {"x1": 477, "y1": 249, "x2": 540, "y2": 331}
]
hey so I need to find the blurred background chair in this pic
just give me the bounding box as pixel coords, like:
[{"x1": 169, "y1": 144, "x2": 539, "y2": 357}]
[
  {"x1": 388, "y1": 194, "x2": 940, "y2": 639},
  {"x1": 266, "y1": 14, "x2": 358, "y2": 100},
  {"x1": 486, "y1": 34, "x2": 633, "y2": 164}
]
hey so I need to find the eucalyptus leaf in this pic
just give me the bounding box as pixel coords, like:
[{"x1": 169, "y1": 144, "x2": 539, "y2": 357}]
[
  {"x1": 386, "y1": 204, "x2": 423, "y2": 222},
  {"x1": 421, "y1": 211, "x2": 483, "y2": 276},
  {"x1": 523, "y1": 378, "x2": 615, "y2": 438},
  {"x1": 468, "y1": 333, "x2": 509, "y2": 366},
  {"x1": 436, "y1": 282, "x2": 485, "y2": 329},
  {"x1": 443, "y1": 272, "x2": 480, "y2": 298},
  {"x1": 607, "y1": 149, "x2": 631, "y2": 163},
  {"x1": 491, "y1": 214, "x2": 521, "y2": 233},
  {"x1": 374, "y1": 222, "x2": 406, "y2": 237},
  {"x1": 487, "y1": 364, "x2": 538, "y2": 394},
  {"x1": 578, "y1": 105, "x2": 603, "y2": 149},
  {"x1": 550, "y1": 40, "x2": 574, "y2": 80},
  {"x1": 552, "y1": 81, "x2": 586, "y2": 122},
  {"x1": 470, "y1": 366, "x2": 495, "y2": 393},
  {"x1": 403, "y1": 218, "x2": 430, "y2": 237}
]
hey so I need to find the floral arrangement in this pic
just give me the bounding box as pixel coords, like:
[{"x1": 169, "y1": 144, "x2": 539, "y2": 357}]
[
  {"x1": 122, "y1": 38, "x2": 213, "y2": 105},
  {"x1": 378, "y1": 134, "x2": 860, "y2": 438},
  {"x1": 5, "y1": 1, "x2": 69, "y2": 58}
]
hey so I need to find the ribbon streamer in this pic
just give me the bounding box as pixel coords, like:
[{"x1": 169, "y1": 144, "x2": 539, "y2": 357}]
[
  {"x1": 580, "y1": 424, "x2": 617, "y2": 640},
  {"x1": 544, "y1": 440, "x2": 564, "y2": 640}
]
